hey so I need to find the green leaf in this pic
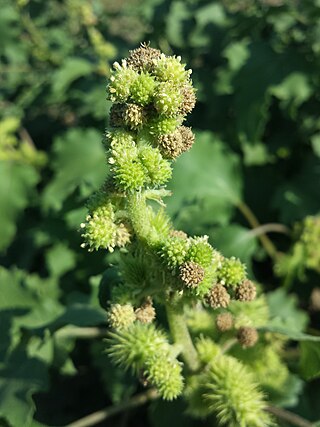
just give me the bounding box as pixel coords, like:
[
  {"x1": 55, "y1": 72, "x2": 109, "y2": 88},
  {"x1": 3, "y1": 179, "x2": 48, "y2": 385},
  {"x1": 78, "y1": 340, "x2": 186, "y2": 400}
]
[
  {"x1": 233, "y1": 42, "x2": 311, "y2": 148},
  {"x1": 208, "y1": 224, "x2": 258, "y2": 274},
  {"x1": 166, "y1": 2, "x2": 191, "y2": 48},
  {"x1": 173, "y1": 196, "x2": 234, "y2": 235},
  {"x1": 269, "y1": 374, "x2": 303, "y2": 408},
  {"x1": 51, "y1": 304, "x2": 107, "y2": 330},
  {"x1": 266, "y1": 288, "x2": 309, "y2": 333},
  {"x1": 0, "y1": 161, "x2": 39, "y2": 252},
  {"x1": 46, "y1": 243, "x2": 76, "y2": 278},
  {"x1": 260, "y1": 325, "x2": 320, "y2": 342},
  {"x1": 272, "y1": 156, "x2": 320, "y2": 222},
  {"x1": 167, "y1": 132, "x2": 242, "y2": 214},
  {"x1": 300, "y1": 341, "x2": 320, "y2": 380},
  {"x1": 42, "y1": 128, "x2": 107, "y2": 211},
  {"x1": 270, "y1": 72, "x2": 312, "y2": 115},
  {"x1": 0, "y1": 350, "x2": 48, "y2": 427},
  {"x1": 0, "y1": 268, "x2": 63, "y2": 357},
  {"x1": 51, "y1": 57, "x2": 93, "y2": 97},
  {"x1": 223, "y1": 41, "x2": 250, "y2": 72},
  {"x1": 195, "y1": 3, "x2": 228, "y2": 28},
  {"x1": 311, "y1": 133, "x2": 320, "y2": 157}
]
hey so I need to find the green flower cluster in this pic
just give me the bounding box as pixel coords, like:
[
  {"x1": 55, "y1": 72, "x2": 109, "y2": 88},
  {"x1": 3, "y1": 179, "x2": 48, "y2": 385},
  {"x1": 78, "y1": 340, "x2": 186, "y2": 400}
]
[
  {"x1": 159, "y1": 233, "x2": 255, "y2": 303},
  {"x1": 80, "y1": 191, "x2": 131, "y2": 252},
  {"x1": 107, "y1": 43, "x2": 196, "y2": 161}
]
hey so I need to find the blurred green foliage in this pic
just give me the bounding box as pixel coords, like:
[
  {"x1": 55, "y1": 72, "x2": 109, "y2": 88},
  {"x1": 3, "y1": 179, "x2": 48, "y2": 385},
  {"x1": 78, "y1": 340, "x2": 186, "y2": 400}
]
[{"x1": 0, "y1": 0, "x2": 320, "y2": 425}]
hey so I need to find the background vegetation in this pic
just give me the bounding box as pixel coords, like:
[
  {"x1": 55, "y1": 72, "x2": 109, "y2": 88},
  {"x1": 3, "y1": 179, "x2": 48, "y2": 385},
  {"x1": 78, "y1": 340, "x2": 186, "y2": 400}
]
[{"x1": 1, "y1": 0, "x2": 320, "y2": 425}]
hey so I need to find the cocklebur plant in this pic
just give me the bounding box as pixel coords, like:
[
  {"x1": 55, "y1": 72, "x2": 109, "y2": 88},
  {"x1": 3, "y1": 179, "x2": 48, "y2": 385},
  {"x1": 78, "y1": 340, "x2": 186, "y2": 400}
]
[{"x1": 81, "y1": 44, "x2": 278, "y2": 426}]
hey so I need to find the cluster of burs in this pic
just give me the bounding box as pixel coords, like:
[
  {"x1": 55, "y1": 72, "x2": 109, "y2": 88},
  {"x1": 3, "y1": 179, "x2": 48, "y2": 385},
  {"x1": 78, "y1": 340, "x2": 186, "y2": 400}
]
[{"x1": 80, "y1": 45, "x2": 277, "y2": 426}]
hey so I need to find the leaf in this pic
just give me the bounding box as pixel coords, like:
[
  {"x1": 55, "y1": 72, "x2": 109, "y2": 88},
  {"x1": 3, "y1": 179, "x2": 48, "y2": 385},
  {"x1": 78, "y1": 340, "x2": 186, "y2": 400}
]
[
  {"x1": 270, "y1": 72, "x2": 312, "y2": 115},
  {"x1": 51, "y1": 304, "x2": 107, "y2": 330},
  {"x1": 266, "y1": 288, "x2": 309, "y2": 333},
  {"x1": 0, "y1": 350, "x2": 49, "y2": 427},
  {"x1": 311, "y1": 133, "x2": 320, "y2": 157},
  {"x1": 195, "y1": 3, "x2": 228, "y2": 28},
  {"x1": 51, "y1": 57, "x2": 93, "y2": 97},
  {"x1": 233, "y1": 42, "x2": 311, "y2": 151},
  {"x1": 208, "y1": 224, "x2": 258, "y2": 274},
  {"x1": 269, "y1": 374, "x2": 303, "y2": 408},
  {"x1": 166, "y1": 2, "x2": 191, "y2": 48},
  {"x1": 0, "y1": 161, "x2": 39, "y2": 252},
  {"x1": 42, "y1": 128, "x2": 107, "y2": 211},
  {"x1": 0, "y1": 268, "x2": 63, "y2": 358},
  {"x1": 259, "y1": 325, "x2": 320, "y2": 342},
  {"x1": 300, "y1": 341, "x2": 320, "y2": 380},
  {"x1": 173, "y1": 196, "x2": 234, "y2": 236},
  {"x1": 46, "y1": 243, "x2": 76, "y2": 278},
  {"x1": 167, "y1": 132, "x2": 242, "y2": 214},
  {"x1": 272, "y1": 155, "x2": 320, "y2": 222}
]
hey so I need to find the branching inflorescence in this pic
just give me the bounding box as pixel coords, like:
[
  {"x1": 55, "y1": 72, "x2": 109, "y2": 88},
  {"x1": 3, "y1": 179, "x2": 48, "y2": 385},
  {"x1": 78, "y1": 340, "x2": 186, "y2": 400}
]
[{"x1": 81, "y1": 44, "x2": 276, "y2": 426}]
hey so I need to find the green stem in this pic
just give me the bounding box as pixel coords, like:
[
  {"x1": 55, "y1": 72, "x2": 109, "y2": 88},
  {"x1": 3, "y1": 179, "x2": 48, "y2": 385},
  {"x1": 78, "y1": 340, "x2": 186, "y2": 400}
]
[
  {"x1": 165, "y1": 302, "x2": 200, "y2": 372},
  {"x1": 265, "y1": 406, "x2": 313, "y2": 427},
  {"x1": 237, "y1": 201, "x2": 278, "y2": 259},
  {"x1": 65, "y1": 388, "x2": 158, "y2": 427},
  {"x1": 55, "y1": 326, "x2": 108, "y2": 340},
  {"x1": 127, "y1": 192, "x2": 151, "y2": 242}
]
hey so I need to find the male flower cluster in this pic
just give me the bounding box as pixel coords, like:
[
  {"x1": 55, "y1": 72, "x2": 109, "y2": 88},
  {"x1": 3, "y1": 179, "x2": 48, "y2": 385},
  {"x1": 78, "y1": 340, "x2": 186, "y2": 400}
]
[{"x1": 107, "y1": 43, "x2": 196, "y2": 161}]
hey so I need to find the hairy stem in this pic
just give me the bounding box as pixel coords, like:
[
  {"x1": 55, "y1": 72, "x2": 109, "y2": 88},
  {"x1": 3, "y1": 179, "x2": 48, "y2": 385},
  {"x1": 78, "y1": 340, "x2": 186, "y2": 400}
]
[
  {"x1": 165, "y1": 302, "x2": 200, "y2": 372},
  {"x1": 65, "y1": 388, "x2": 158, "y2": 427},
  {"x1": 237, "y1": 201, "x2": 278, "y2": 259}
]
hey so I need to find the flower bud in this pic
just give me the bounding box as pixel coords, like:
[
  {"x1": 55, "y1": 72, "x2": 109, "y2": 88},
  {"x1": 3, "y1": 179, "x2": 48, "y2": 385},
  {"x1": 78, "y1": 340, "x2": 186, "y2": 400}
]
[
  {"x1": 107, "y1": 303, "x2": 136, "y2": 329},
  {"x1": 108, "y1": 63, "x2": 137, "y2": 103},
  {"x1": 135, "y1": 298, "x2": 156, "y2": 323},
  {"x1": 180, "y1": 261, "x2": 205, "y2": 288},
  {"x1": 216, "y1": 312, "x2": 234, "y2": 332},
  {"x1": 153, "y1": 54, "x2": 192, "y2": 85},
  {"x1": 149, "y1": 116, "x2": 182, "y2": 136},
  {"x1": 127, "y1": 43, "x2": 161, "y2": 72},
  {"x1": 206, "y1": 284, "x2": 230, "y2": 309},
  {"x1": 237, "y1": 327, "x2": 259, "y2": 348},
  {"x1": 235, "y1": 279, "x2": 257, "y2": 302},
  {"x1": 139, "y1": 145, "x2": 172, "y2": 186},
  {"x1": 187, "y1": 236, "x2": 215, "y2": 268},
  {"x1": 130, "y1": 71, "x2": 156, "y2": 106},
  {"x1": 159, "y1": 236, "x2": 190, "y2": 270},
  {"x1": 154, "y1": 82, "x2": 183, "y2": 117},
  {"x1": 123, "y1": 103, "x2": 146, "y2": 129},
  {"x1": 179, "y1": 83, "x2": 196, "y2": 115},
  {"x1": 170, "y1": 230, "x2": 188, "y2": 239},
  {"x1": 112, "y1": 159, "x2": 146, "y2": 191},
  {"x1": 218, "y1": 257, "x2": 247, "y2": 287}
]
